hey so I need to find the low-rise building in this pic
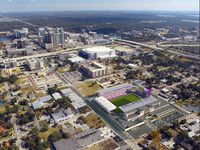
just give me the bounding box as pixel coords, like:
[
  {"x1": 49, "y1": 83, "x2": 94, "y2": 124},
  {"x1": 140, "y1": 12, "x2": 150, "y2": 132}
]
[
  {"x1": 80, "y1": 62, "x2": 110, "y2": 78},
  {"x1": 51, "y1": 108, "x2": 74, "y2": 123},
  {"x1": 61, "y1": 88, "x2": 86, "y2": 111},
  {"x1": 53, "y1": 129, "x2": 104, "y2": 150},
  {"x1": 52, "y1": 92, "x2": 62, "y2": 100},
  {"x1": 32, "y1": 95, "x2": 52, "y2": 109}
]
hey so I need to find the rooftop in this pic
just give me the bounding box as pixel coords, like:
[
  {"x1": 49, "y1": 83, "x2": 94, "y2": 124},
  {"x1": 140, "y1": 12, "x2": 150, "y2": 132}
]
[
  {"x1": 98, "y1": 83, "x2": 133, "y2": 95},
  {"x1": 32, "y1": 101, "x2": 43, "y2": 109},
  {"x1": 32, "y1": 95, "x2": 52, "y2": 109},
  {"x1": 52, "y1": 92, "x2": 62, "y2": 100},
  {"x1": 96, "y1": 96, "x2": 117, "y2": 112},
  {"x1": 81, "y1": 62, "x2": 106, "y2": 70},
  {"x1": 82, "y1": 46, "x2": 114, "y2": 53},
  {"x1": 38, "y1": 95, "x2": 52, "y2": 103},
  {"x1": 61, "y1": 88, "x2": 86, "y2": 110},
  {"x1": 120, "y1": 96, "x2": 158, "y2": 113},
  {"x1": 53, "y1": 129, "x2": 103, "y2": 150},
  {"x1": 51, "y1": 110, "x2": 67, "y2": 122}
]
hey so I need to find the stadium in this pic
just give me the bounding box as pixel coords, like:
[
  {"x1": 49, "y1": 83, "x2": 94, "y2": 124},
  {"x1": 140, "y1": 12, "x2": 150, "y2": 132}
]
[{"x1": 96, "y1": 83, "x2": 160, "y2": 121}]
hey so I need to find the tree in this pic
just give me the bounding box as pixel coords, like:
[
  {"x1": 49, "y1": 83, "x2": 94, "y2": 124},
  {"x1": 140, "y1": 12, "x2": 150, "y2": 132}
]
[
  {"x1": 180, "y1": 119, "x2": 187, "y2": 125},
  {"x1": 40, "y1": 122, "x2": 49, "y2": 132},
  {"x1": 47, "y1": 85, "x2": 58, "y2": 95},
  {"x1": 63, "y1": 132, "x2": 71, "y2": 139},
  {"x1": 147, "y1": 131, "x2": 160, "y2": 140},
  {"x1": 48, "y1": 131, "x2": 62, "y2": 143},
  {"x1": 179, "y1": 130, "x2": 189, "y2": 140},
  {"x1": 19, "y1": 100, "x2": 29, "y2": 106},
  {"x1": 17, "y1": 111, "x2": 35, "y2": 125},
  {"x1": 172, "y1": 121, "x2": 180, "y2": 129},
  {"x1": 10, "y1": 98, "x2": 17, "y2": 105},
  {"x1": 24, "y1": 128, "x2": 49, "y2": 150},
  {"x1": 7, "y1": 75, "x2": 18, "y2": 84}
]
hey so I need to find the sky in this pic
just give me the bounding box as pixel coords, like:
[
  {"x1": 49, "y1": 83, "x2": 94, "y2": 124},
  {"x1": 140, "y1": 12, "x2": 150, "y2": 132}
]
[{"x1": 0, "y1": 0, "x2": 199, "y2": 12}]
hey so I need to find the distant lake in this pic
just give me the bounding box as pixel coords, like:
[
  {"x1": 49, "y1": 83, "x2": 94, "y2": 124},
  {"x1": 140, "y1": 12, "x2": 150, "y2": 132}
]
[
  {"x1": 182, "y1": 104, "x2": 200, "y2": 113},
  {"x1": 186, "y1": 15, "x2": 199, "y2": 17},
  {"x1": 141, "y1": 20, "x2": 165, "y2": 23},
  {"x1": 182, "y1": 20, "x2": 199, "y2": 23},
  {"x1": 157, "y1": 15, "x2": 175, "y2": 17},
  {"x1": 0, "y1": 37, "x2": 8, "y2": 42}
]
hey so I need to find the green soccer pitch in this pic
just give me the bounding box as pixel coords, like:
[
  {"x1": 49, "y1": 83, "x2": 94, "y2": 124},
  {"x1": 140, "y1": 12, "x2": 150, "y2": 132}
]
[{"x1": 111, "y1": 94, "x2": 141, "y2": 107}]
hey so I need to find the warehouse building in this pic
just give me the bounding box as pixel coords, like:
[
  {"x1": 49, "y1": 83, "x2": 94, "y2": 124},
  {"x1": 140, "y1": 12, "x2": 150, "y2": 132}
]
[
  {"x1": 32, "y1": 95, "x2": 52, "y2": 109},
  {"x1": 61, "y1": 88, "x2": 86, "y2": 110}
]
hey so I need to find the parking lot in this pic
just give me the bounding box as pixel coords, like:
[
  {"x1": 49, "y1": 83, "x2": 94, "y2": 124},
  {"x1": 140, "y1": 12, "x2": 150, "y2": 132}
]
[{"x1": 152, "y1": 110, "x2": 184, "y2": 128}]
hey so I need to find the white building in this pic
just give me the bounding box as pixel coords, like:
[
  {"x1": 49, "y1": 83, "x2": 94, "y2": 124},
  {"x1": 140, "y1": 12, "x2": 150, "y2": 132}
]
[
  {"x1": 79, "y1": 46, "x2": 116, "y2": 59},
  {"x1": 80, "y1": 62, "x2": 110, "y2": 78},
  {"x1": 61, "y1": 88, "x2": 86, "y2": 110},
  {"x1": 27, "y1": 58, "x2": 44, "y2": 70},
  {"x1": 51, "y1": 108, "x2": 74, "y2": 123},
  {"x1": 52, "y1": 92, "x2": 62, "y2": 100}
]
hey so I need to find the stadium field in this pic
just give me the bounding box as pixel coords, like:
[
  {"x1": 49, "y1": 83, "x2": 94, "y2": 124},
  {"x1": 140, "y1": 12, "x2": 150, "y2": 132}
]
[{"x1": 111, "y1": 94, "x2": 141, "y2": 107}]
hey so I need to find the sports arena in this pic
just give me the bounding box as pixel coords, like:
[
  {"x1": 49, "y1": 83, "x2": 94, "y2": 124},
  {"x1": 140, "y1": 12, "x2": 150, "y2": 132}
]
[{"x1": 96, "y1": 83, "x2": 160, "y2": 121}]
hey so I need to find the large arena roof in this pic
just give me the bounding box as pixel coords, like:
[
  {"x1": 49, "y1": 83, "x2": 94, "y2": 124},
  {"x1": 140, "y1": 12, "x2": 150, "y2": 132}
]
[
  {"x1": 119, "y1": 96, "x2": 158, "y2": 113},
  {"x1": 82, "y1": 46, "x2": 114, "y2": 53},
  {"x1": 95, "y1": 96, "x2": 117, "y2": 112}
]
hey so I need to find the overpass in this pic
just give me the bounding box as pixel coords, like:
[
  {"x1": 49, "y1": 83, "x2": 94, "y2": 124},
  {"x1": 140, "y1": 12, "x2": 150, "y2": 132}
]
[
  {"x1": 115, "y1": 39, "x2": 200, "y2": 60},
  {"x1": 1, "y1": 45, "x2": 94, "y2": 63}
]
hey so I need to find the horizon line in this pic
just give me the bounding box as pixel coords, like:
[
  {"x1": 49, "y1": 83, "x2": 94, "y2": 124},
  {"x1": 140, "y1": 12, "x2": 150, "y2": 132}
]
[{"x1": 0, "y1": 9, "x2": 199, "y2": 14}]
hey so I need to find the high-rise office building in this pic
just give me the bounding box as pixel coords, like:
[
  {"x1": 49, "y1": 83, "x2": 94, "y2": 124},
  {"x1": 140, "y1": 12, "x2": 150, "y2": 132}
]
[
  {"x1": 56, "y1": 27, "x2": 65, "y2": 45},
  {"x1": 51, "y1": 32, "x2": 59, "y2": 49},
  {"x1": 13, "y1": 28, "x2": 28, "y2": 39},
  {"x1": 17, "y1": 39, "x2": 26, "y2": 49},
  {"x1": 38, "y1": 27, "x2": 65, "y2": 50}
]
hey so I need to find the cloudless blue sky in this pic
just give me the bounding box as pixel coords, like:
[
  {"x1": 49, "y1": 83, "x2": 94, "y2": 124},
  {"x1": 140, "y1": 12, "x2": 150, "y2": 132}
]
[{"x1": 1, "y1": 0, "x2": 199, "y2": 12}]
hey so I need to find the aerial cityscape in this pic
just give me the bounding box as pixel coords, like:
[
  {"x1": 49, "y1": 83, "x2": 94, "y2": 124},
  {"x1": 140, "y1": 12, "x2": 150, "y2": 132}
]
[{"x1": 0, "y1": 0, "x2": 199, "y2": 150}]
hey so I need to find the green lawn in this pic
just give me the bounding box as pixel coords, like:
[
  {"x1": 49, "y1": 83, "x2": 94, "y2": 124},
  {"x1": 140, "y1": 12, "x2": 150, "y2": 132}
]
[{"x1": 111, "y1": 94, "x2": 141, "y2": 107}]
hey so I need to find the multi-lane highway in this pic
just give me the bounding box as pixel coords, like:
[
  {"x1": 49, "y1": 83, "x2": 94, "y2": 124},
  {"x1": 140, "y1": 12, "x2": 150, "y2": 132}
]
[{"x1": 115, "y1": 39, "x2": 200, "y2": 60}]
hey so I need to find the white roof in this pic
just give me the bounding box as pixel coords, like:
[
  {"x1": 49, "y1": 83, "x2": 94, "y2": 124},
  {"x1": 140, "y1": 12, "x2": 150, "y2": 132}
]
[
  {"x1": 69, "y1": 56, "x2": 84, "y2": 63},
  {"x1": 32, "y1": 101, "x2": 43, "y2": 109},
  {"x1": 83, "y1": 46, "x2": 113, "y2": 53},
  {"x1": 98, "y1": 55, "x2": 117, "y2": 59},
  {"x1": 38, "y1": 95, "x2": 52, "y2": 103},
  {"x1": 61, "y1": 88, "x2": 86, "y2": 109},
  {"x1": 120, "y1": 96, "x2": 158, "y2": 113},
  {"x1": 51, "y1": 110, "x2": 68, "y2": 122},
  {"x1": 96, "y1": 96, "x2": 117, "y2": 112},
  {"x1": 52, "y1": 92, "x2": 62, "y2": 100},
  {"x1": 61, "y1": 88, "x2": 73, "y2": 96},
  {"x1": 188, "y1": 122, "x2": 200, "y2": 137},
  {"x1": 161, "y1": 88, "x2": 170, "y2": 93},
  {"x1": 32, "y1": 95, "x2": 52, "y2": 109},
  {"x1": 128, "y1": 63, "x2": 137, "y2": 67}
]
